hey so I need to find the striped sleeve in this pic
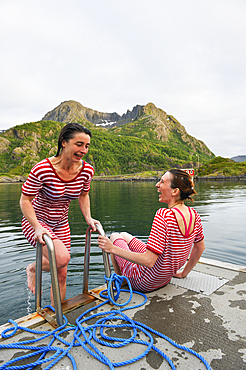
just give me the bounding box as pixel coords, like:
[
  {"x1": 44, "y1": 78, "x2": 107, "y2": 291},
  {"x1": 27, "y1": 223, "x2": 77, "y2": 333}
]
[
  {"x1": 22, "y1": 165, "x2": 43, "y2": 197},
  {"x1": 80, "y1": 162, "x2": 94, "y2": 192}
]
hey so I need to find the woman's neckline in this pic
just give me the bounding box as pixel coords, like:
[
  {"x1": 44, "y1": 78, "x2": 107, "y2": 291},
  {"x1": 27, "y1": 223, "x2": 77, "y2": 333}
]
[{"x1": 46, "y1": 158, "x2": 84, "y2": 182}]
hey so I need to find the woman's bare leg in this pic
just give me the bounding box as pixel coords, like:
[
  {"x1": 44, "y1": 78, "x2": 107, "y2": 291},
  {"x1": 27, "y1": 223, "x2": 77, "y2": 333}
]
[
  {"x1": 43, "y1": 239, "x2": 70, "y2": 304},
  {"x1": 109, "y1": 232, "x2": 135, "y2": 275},
  {"x1": 26, "y1": 239, "x2": 70, "y2": 305},
  {"x1": 50, "y1": 265, "x2": 68, "y2": 305},
  {"x1": 26, "y1": 263, "x2": 36, "y2": 294},
  {"x1": 110, "y1": 254, "x2": 122, "y2": 275}
]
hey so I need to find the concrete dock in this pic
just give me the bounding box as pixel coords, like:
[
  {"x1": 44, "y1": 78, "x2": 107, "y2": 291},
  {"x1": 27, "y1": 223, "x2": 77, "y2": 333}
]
[{"x1": 0, "y1": 258, "x2": 246, "y2": 369}]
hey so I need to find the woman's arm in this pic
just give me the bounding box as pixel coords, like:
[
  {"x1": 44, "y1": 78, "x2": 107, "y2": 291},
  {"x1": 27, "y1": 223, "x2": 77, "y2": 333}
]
[
  {"x1": 19, "y1": 193, "x2": 51, "y2": 244},
  {"x1": 98, "y1": 235, "x2": 158, "y2": 268},
  {"x1": 78, "y1": 190, "x2": 99, "y2": 231},
  {"x1": 174, "y1": 239, "x2": 205, "y2": 278}
]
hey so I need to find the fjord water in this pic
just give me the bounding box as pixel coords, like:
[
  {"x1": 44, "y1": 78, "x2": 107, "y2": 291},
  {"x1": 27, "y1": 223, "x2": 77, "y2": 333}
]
[{"x1": 0, "y1": 180, "x2": 245, "y2": 326}]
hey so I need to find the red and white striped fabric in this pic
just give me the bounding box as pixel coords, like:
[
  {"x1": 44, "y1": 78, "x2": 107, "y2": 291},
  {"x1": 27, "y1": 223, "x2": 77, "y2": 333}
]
[
  {"x1": 21, "y1": 158, "x2": 94, "y2": 253},
  {"x1": 114, "y1": 207, "x2": 204, "y2": 292}
]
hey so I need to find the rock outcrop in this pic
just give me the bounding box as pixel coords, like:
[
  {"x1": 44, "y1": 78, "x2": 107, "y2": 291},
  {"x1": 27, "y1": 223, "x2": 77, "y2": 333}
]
[
  {"x1": 41, "y1": 100, "x2": 213, "y2": 156},
  {"x1": 42, "y1": 100, "x2": 143, "y2": 127},
  {"x1": 0, "y1": 137, "x2": 11, "y2": 154},
  {"x1": 0, "y1": 100, "x2": 215, "y2": 178}
]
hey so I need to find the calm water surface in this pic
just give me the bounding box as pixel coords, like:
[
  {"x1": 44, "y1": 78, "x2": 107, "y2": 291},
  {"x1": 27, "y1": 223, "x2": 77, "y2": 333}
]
[{"x1": 0, "y1": 180, "x2": 245, "y2": 325}]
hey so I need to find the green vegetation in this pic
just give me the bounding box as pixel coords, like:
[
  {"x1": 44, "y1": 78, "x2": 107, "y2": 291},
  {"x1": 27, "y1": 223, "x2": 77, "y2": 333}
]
[
  {"x1": 1, "y1": 119, "x2": 245, "y2": 179},
  {"x1": 198, "y1": 156, "x2": 246, "y2": 177},
  {"x1": 0, "y1": 100, "x2": 217, "y2": 178},
  {"x1": 0, "y1": 121, "x2": 65, "y2": 176},
  {"x1": 0, "y1": 118, "x2": 214, "y2": 178},
  {"x1": 2, "y1": 100, "x2": 244, "y2": 180}
]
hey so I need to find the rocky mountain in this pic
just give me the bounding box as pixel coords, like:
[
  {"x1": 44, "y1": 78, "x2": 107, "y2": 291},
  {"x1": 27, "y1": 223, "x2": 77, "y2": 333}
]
[
  {"x1": 0, "y1": 100, "x2": 215, "y2": 179},
  {"x1": 42, "y1": 100, "x2": 142, "y2": 127},
  {"x1": 42, "y1": 100, "x2": 212, "y2": 155}
]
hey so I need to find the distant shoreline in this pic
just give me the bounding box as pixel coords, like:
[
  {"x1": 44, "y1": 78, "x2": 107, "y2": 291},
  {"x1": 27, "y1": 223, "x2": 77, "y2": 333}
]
[
  {"x1": 94, "y1": 174, "x2": 246, "y2": 182},
  {"x1": 0, "y1": 173, "x2": 246, "y2": 184}
]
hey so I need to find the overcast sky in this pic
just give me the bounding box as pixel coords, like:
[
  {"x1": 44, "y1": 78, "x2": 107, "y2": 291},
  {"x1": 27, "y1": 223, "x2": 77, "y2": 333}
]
[{"x1": 0, "y1": 0, "x2": 245, "y2": 158}]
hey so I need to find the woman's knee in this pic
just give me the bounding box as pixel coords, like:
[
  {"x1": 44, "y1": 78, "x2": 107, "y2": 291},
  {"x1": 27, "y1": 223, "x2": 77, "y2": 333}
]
[
  {"x1": 57, "y1": 251, "x2": 70, "y2": 269},
  {"x1": 110, "y1": 232, "x2": 134, "y2": 245},
  {"x1": 53, "y1": 240, "x2": 70, "y2": 268},
  {"x1": 120, "y1": 232, "x2": 134, "y2": 244},
  {"x1": 110, "y1": 232, "x2": 121, "y2": 242}
]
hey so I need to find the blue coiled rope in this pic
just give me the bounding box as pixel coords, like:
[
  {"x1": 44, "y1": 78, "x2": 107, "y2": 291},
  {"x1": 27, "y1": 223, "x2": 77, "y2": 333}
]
[{"x1": 0, "y1": 273, "x2": 211, "y2": 370}]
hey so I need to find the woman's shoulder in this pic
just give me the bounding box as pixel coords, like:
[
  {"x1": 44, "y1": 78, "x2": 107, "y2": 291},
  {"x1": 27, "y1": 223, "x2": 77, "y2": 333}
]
[
  {"x1": 83, "y1": 160, "x2": 94, "y2": 168},
  {"x1": 23, "y1": 159, "x2": 50, "y2": 187},
  {"x1": 152, "y1": 208, "x2": 175, "y2": 230},
  {"x1": 30, "y1": 158, "x2": 50, "y2": 172},
  {"x1": 82, "y1": 161, "x2": 94, "y2": 175},
  {"x1": 28, "y1": 159, "x2": 54, "y2": 181},
  {"x1": 155, "y1": 207, "x2": 173, "y2": 218}
]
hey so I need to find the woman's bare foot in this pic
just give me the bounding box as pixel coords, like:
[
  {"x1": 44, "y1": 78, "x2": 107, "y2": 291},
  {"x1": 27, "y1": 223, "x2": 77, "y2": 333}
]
[{"x1": 26, "y1": 263, "x2": 36, "y2": 294}]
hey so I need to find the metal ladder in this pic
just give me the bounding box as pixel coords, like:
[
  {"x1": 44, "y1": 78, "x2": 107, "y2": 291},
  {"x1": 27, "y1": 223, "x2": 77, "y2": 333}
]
[{"x1": 35, "y1": 223, "x2": 113, "y2": 328}]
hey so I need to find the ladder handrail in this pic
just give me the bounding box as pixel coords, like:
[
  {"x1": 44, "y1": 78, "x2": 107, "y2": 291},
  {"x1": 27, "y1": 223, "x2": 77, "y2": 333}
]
[
  {"x1": 35, "y1": 234, "x2": 63, "y2": 327},
  {"x1": 35, "y1": 224, "x2": 113, "y2": 328},
  {"x1": 83, "y1": 224, "x2": 114, "y2": 301}
]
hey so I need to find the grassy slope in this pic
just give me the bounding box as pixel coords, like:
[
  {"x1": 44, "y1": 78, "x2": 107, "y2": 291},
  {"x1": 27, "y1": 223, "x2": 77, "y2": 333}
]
[
  {"x1": 198, "y1": 156, "x2": 246, "y2": 177},
  {"x1": 0, "y1": 118, "x2": 215, "y2": 177},
  {"x1": 5, "y1": 114, "x2": 246, "y2": 178}
]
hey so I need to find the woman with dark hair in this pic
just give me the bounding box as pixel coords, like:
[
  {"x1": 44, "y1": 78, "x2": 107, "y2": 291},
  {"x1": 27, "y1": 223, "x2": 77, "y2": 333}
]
[
  {"x1": 20, "y1": 123, "x2": 99, "y2": 304},
  {"x1": 98, "y1": 169, "x2": 205, "y2": 292}
]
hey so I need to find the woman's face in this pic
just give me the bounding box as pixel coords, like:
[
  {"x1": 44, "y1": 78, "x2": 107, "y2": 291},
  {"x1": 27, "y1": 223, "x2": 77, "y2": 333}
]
[
  {"x1": 62, "y1": 132, "x2": 90, "y2": 162},
  {"x1": 156, "y1": 172, "x2": 174, "y2": 203}
]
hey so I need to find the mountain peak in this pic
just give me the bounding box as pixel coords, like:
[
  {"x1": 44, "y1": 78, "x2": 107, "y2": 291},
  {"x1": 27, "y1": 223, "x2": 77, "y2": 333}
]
[
  {"x1": 41, "y1": 100, "x2": 213, "y2": 157},
  {"x1": 42, "y1": 100, "x2": 144, "y2": 127}
]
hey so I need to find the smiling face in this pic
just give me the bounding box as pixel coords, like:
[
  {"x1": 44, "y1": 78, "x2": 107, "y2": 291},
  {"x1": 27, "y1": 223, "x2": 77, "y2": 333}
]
[
  {"x1": 156, "y1": 172, "x2": 173, "y2": 204},
  {"x1": 61, "y1": 132, "x2": 90, "y2": 162},
  {"x1": 156, "y1": 171, "x2": 182, "y2": 207}
]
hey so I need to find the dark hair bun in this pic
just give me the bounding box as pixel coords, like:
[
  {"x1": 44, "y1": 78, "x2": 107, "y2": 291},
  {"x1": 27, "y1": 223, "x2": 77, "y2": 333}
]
[{"x1": 168, "y1": 169, "x2": 196, "y2": 202}]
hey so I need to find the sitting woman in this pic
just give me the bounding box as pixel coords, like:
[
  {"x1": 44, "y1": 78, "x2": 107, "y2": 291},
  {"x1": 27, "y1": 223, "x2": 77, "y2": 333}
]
[{"x1": 97, "y1": 169, "x2": 205, "y2": 292}]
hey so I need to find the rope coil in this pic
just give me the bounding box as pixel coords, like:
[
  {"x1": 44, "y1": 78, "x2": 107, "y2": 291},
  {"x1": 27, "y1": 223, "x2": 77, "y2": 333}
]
[{"x1": 0, "y1": 273, "x2": 211, "y2": 370}]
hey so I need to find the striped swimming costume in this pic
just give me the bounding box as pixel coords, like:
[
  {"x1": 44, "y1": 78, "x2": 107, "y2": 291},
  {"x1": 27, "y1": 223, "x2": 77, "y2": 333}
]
[
  {"x1": 114, "y1": 207, "x2": 204, "y2": 292},
  {"x1": 21, "y1": 158, "x2": 94, "y2": 253}
]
